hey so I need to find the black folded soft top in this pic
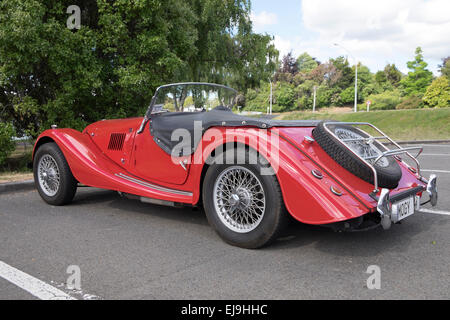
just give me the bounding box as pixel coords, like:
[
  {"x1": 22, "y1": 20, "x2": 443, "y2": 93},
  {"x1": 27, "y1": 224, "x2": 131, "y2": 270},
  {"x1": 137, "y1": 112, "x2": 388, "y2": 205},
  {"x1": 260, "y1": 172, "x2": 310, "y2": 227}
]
[{"x1": 150, "y1": 107, "x2": 320, "y2": 156}]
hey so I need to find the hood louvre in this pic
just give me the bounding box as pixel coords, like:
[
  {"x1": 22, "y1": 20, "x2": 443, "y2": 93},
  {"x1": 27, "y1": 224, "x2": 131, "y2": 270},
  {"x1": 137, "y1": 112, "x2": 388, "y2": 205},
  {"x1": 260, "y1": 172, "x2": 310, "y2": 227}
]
[{"x1": 108, "y1": 133, "x2": 126, "y2": 151}]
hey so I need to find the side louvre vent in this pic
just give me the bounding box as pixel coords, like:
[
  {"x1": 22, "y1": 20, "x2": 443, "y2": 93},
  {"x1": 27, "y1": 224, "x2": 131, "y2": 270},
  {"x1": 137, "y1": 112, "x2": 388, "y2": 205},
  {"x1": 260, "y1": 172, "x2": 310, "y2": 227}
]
[{"x1": 108, "y1": 133, "x2": 126, "y2": 151}]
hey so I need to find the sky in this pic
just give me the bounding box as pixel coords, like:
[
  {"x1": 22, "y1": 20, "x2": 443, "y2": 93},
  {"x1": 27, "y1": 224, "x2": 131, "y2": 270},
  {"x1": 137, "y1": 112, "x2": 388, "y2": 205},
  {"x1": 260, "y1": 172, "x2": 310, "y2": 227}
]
[{"x1": 250, "y1": 0, "x2": 450, "y2": 75}]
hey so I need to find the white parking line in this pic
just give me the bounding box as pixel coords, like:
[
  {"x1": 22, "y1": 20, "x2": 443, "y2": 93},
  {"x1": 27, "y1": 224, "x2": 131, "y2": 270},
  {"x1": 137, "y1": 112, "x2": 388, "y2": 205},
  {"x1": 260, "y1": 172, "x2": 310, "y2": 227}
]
[
  {"x1": 0, "y1": 261, "x2": 76, "y2": 300},
  {"x1": 421, "y1": 154, "x2": 450, "y2": 156},
  {"x1": 421, "y1": 144, "x2": 450, "y2": 147},
  {"x1": 420, "y1": 208, "x2": 450, "y2": 216},
  {"x1": 422, "y1": 169, "x2": 450, "y2": 173}
]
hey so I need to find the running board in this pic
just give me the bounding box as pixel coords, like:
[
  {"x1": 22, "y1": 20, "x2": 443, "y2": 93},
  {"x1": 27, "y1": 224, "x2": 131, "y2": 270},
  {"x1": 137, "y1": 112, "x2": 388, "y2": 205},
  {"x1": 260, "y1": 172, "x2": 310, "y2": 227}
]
[
  {"x1": 119, "y1": 192, "x2": 184, "y2": 208},
  {"x1": 115, "y1": 173, "x2": 193, "y2": 197}
]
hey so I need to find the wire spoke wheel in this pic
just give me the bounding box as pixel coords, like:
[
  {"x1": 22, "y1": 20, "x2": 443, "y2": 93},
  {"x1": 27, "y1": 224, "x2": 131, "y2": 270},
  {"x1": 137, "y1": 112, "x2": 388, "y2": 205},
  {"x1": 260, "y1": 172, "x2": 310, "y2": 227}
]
[
  {"x1": 37, "y1": 154, "x2": 61, "y2": 197},
  {"x1": 213, "y1": 166, "x2": 266, "y2": 233},
  {"x1": 335, "y1": 127, "x2": 389, "y2": 168}
]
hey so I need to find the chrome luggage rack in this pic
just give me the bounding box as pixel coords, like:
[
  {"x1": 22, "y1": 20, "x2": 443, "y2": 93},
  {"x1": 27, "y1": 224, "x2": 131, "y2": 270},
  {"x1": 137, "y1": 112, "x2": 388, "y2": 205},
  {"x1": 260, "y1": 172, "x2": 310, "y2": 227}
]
[{"x1": 322, "y1": 122, "x2": 424, "y2": 194}]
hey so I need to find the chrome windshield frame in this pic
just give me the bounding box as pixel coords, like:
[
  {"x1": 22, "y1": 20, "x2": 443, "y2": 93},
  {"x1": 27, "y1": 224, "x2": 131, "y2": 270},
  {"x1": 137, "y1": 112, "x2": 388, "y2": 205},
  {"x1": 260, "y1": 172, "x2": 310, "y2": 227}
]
[{"x1": 137, "y1": 82, "x2": 238, "y2": 134}]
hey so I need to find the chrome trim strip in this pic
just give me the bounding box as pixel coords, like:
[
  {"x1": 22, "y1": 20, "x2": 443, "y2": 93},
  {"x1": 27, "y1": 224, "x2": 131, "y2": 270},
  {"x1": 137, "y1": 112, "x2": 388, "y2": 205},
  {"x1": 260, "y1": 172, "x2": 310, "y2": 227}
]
[{"x1": 115, "y1": 173, "x2": 193, "y2": 197}]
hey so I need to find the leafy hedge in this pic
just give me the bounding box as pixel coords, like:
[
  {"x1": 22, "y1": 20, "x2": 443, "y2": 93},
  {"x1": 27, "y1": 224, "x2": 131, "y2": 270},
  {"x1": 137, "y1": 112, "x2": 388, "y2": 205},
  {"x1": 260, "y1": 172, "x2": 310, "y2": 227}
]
[
  {"x1": 0, "y1": 123, "x2": 16, "y2": 165},
  {"x1": 423, "y1": 77, "x2": 450, "y2": 108},
  {"x1": 363, "y1": 90, "x2": 403, "y2": 110}
]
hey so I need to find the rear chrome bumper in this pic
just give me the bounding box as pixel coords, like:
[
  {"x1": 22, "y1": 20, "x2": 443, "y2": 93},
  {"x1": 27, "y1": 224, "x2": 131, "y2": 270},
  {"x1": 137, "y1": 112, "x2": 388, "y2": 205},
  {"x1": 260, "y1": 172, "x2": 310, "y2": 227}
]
[
  {"x1": 426, "y1": 174, "x2": 438, "y2": 206},
  {"x1": 377, "y1": 174, "x2": 438, "y2": 230}
]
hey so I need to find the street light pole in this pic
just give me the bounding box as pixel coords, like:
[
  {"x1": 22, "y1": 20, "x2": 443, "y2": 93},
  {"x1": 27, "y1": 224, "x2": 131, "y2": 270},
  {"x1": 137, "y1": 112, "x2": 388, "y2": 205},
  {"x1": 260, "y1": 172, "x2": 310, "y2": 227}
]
[
  {"x1": 354, "y1": 63, "x2": 358, "y2": 112},
  {"x1": 313, "y1": 86, "x2": 317, "y2": 112},
  {"x1": 334, "y1": 43, "x2": 358, "y2": 112},
  {"x1": 269, "y1": 78, "x2": 273, "y2": 115}
]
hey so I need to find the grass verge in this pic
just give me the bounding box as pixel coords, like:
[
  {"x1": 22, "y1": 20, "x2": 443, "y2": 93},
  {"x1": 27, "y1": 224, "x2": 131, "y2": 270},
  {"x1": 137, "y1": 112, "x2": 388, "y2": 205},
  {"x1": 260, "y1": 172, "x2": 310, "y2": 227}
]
[
  {"x1": 276, "y1": 108, "x2": 450, "y2": 141},
  {"x1": 0, "y1": 141, "x2": 33, "y2": 183}
]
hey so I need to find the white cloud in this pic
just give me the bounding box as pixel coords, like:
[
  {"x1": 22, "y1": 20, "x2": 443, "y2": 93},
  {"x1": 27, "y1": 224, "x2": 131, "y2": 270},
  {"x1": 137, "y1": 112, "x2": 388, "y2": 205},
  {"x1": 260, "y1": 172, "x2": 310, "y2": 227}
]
[
  {"x1": 273, "y1": 36, "x2": 293, "y2": 56},
  {"x1": 250, "y1": 11, "x2": 278, "y2": 30},
  {"x1": 296, "y1": 0, "x2": 450, "y2": 74}
]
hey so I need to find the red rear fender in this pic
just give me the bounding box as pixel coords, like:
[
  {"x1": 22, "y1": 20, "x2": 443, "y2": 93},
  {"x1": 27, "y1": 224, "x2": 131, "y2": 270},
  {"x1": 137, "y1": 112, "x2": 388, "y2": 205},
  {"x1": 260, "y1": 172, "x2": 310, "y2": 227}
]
[{"x1": 187, "y1": 127, "x2": 370, "y2": 225}]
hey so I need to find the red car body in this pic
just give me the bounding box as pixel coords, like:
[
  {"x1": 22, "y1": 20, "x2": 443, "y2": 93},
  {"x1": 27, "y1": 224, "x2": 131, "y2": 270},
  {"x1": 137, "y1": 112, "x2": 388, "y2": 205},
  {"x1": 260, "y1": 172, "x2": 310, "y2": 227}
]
[{"x1": 32, "y1": 116, "x2": 427, "y2": 226}]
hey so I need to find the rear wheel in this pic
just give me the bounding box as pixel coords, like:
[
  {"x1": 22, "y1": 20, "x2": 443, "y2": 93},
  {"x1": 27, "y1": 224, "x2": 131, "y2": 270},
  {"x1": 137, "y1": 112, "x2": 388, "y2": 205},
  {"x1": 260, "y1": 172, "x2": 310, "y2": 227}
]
[
  {"x1": 33, "y1": 142, "x2": 77, "y2": 206},
  {"x1": 202, "y1": 148, "x2": 288, "y2": 249}
]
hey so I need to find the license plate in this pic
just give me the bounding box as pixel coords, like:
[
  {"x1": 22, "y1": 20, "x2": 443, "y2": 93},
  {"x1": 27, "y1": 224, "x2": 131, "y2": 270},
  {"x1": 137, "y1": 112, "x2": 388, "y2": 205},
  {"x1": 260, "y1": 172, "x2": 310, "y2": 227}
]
[{"x1": 392, "y1": 196, "x2": 418, "y2": 222}]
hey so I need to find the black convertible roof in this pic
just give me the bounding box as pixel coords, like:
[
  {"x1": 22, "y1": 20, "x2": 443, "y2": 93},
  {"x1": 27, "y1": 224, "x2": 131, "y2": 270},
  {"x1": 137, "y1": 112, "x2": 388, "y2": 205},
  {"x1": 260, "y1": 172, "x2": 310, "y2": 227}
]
[{"x1": 150, "y1": 107, "x2": 320, "y2": 156}]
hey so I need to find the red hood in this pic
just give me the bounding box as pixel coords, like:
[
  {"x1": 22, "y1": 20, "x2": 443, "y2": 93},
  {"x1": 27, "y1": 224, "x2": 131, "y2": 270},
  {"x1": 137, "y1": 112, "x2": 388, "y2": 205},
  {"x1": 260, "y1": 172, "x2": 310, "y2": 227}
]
[
  {"x1": 83, "y1": 117, "x2": 143, "y2": 135},
  {"x1": 82, "y1": 117, "x2": 143, "y2": 169}
]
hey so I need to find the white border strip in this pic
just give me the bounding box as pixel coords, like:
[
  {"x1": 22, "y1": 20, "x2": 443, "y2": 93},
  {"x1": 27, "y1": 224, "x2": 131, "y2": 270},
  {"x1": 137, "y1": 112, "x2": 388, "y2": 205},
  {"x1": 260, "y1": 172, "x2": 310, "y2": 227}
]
[
  {"x1": 0, "y1": 261, "x2": 76, "y2": 300},
  {"x1": 420, "y1": 208, "x2": 450, "y2": 216},
  {"x1": 422, "y1": 169, "x2": 450, "y2": 173},
  {"x1": 422, "y1": 144, "x2": 450, "y2": 147}
]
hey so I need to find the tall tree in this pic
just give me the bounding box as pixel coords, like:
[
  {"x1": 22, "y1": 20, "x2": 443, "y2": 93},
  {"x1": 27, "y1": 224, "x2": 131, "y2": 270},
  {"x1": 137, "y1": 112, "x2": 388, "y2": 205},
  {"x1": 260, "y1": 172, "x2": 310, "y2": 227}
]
[
  {"x1": 329, "y1": 56, "x2": 354, "y2": 90},
  {"x1": 185, "y1": 0, "x2": 277, "y2": 91},
  {"x1": 440, "y1": 57, "x2": 450, "y2": 78},
  {"x1": 296, "y1": 52, "x2": 318, "y2": 73},
  {"x1": 400, "y1": 47, "x2": 433, "y2": 96},
  {"x1": 0, "y1": 0, "x2": 277, "y2": 137},
  {"x1": 384, "y1": 64, "x2": 402, "y2": 87},
  {"x1": 279, "y1": 52, "x2": 298, "y2": 75}
]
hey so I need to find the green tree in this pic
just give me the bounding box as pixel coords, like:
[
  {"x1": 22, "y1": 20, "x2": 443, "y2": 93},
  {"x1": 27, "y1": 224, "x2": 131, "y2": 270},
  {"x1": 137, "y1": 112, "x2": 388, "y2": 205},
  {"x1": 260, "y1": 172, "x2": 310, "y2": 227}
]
[
  {"x1": 296, "y1": 52, "x2": 318, "y2": 73},
  {"x1": 375, "y1": 71, "x2": 388, "y2": 86},
  {"x1": 330, "y1": 56, "x2": 353, "y2": 90},
  {"x1": 339, "y1": 87, "x2": 356, "y2": 105},
  {"x1": 440, "y1": 57, "x2": 450, "y2": 78},
  {"x1": 423, "y1": 77, "x2": 450, "y2": 108},
  {"x1": 0, "y1": 0, "x2": 197, "y2": 135},
  {"x1": 186, "y1": 0, "x2": 278, "y2": 91},
  {"x1": 384, "y1": 64, "x2": 402, "y2": 87},
  {"x1": 400, "y1": 47, "x2": 433, "y2": 96},
  {"x1": 273, "y1": 82, "x2": 295, "y2": 111},
  {"x1": 0, "y1": 0, "x2": 277, "y2": 137}
]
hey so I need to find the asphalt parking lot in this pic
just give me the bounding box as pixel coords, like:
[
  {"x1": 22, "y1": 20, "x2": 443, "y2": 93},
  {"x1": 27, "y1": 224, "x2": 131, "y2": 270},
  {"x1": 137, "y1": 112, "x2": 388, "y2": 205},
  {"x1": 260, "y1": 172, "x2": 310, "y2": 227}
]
[{"x1": 1, "y1": 143, "x2": 449, "y2": 300}]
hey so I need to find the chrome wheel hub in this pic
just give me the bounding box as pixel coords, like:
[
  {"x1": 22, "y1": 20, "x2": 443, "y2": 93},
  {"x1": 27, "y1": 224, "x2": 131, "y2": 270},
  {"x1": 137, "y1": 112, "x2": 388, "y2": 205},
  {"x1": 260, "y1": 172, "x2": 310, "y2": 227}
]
[
  {"x1": 37, "y1": 155, "x2": 60, "y2": 197},
  {"x1": 213, "y1": 167, "x2": 266, "y2": 233}
]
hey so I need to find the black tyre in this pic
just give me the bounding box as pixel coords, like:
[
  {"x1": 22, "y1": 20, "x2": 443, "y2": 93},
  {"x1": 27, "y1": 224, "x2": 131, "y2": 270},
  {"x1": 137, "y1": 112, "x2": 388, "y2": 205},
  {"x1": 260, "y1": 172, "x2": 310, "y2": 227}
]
[
  {"x1": 202, "y1": 148, "x2": 288, "y2": 249},
  {"x1": 312, "y1": 121, "x2": 402, "y2": 189},
  {"x1": 33, "y1": 142, "x2": 77, "y2": 205}
]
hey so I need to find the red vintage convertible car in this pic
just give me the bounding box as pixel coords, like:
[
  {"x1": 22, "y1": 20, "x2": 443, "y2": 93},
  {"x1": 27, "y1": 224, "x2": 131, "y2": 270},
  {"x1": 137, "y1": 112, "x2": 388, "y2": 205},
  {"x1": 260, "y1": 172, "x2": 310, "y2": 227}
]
[{"x1": 33, "y1": 83, "x2": 438, "y2": 248}]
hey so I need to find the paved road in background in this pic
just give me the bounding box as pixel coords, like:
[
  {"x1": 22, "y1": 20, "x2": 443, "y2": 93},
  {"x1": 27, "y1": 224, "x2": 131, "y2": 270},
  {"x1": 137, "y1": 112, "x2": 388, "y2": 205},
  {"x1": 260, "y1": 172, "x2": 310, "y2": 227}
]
[{"x1": 1, "y1": 144, "x2": 449, "y2": 300}]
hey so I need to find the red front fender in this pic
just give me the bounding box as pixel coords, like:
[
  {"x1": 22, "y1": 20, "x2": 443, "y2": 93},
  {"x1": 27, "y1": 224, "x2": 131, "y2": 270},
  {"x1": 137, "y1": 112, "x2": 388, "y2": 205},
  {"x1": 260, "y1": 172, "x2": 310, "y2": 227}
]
[{"x1": 33, "y1": 128, "x2": 194, "y2": 203}]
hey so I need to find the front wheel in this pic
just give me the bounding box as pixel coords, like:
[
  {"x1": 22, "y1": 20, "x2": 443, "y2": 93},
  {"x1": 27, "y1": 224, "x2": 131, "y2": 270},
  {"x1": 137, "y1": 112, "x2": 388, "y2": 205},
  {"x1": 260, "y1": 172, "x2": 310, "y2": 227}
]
[
  {"x1": 33, "y1": 142, "x2": 77, "y2": 206},
  {"x1": 202, "y1": 149, "x2": 288, "y2": 249}
]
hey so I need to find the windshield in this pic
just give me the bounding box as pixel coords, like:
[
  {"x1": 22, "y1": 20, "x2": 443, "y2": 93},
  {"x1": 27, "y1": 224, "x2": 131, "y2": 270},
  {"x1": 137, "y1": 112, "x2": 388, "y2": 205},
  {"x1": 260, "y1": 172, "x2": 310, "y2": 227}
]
[{"x1": 150, "y1": 83, "x2": 238, "y2": 114}]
